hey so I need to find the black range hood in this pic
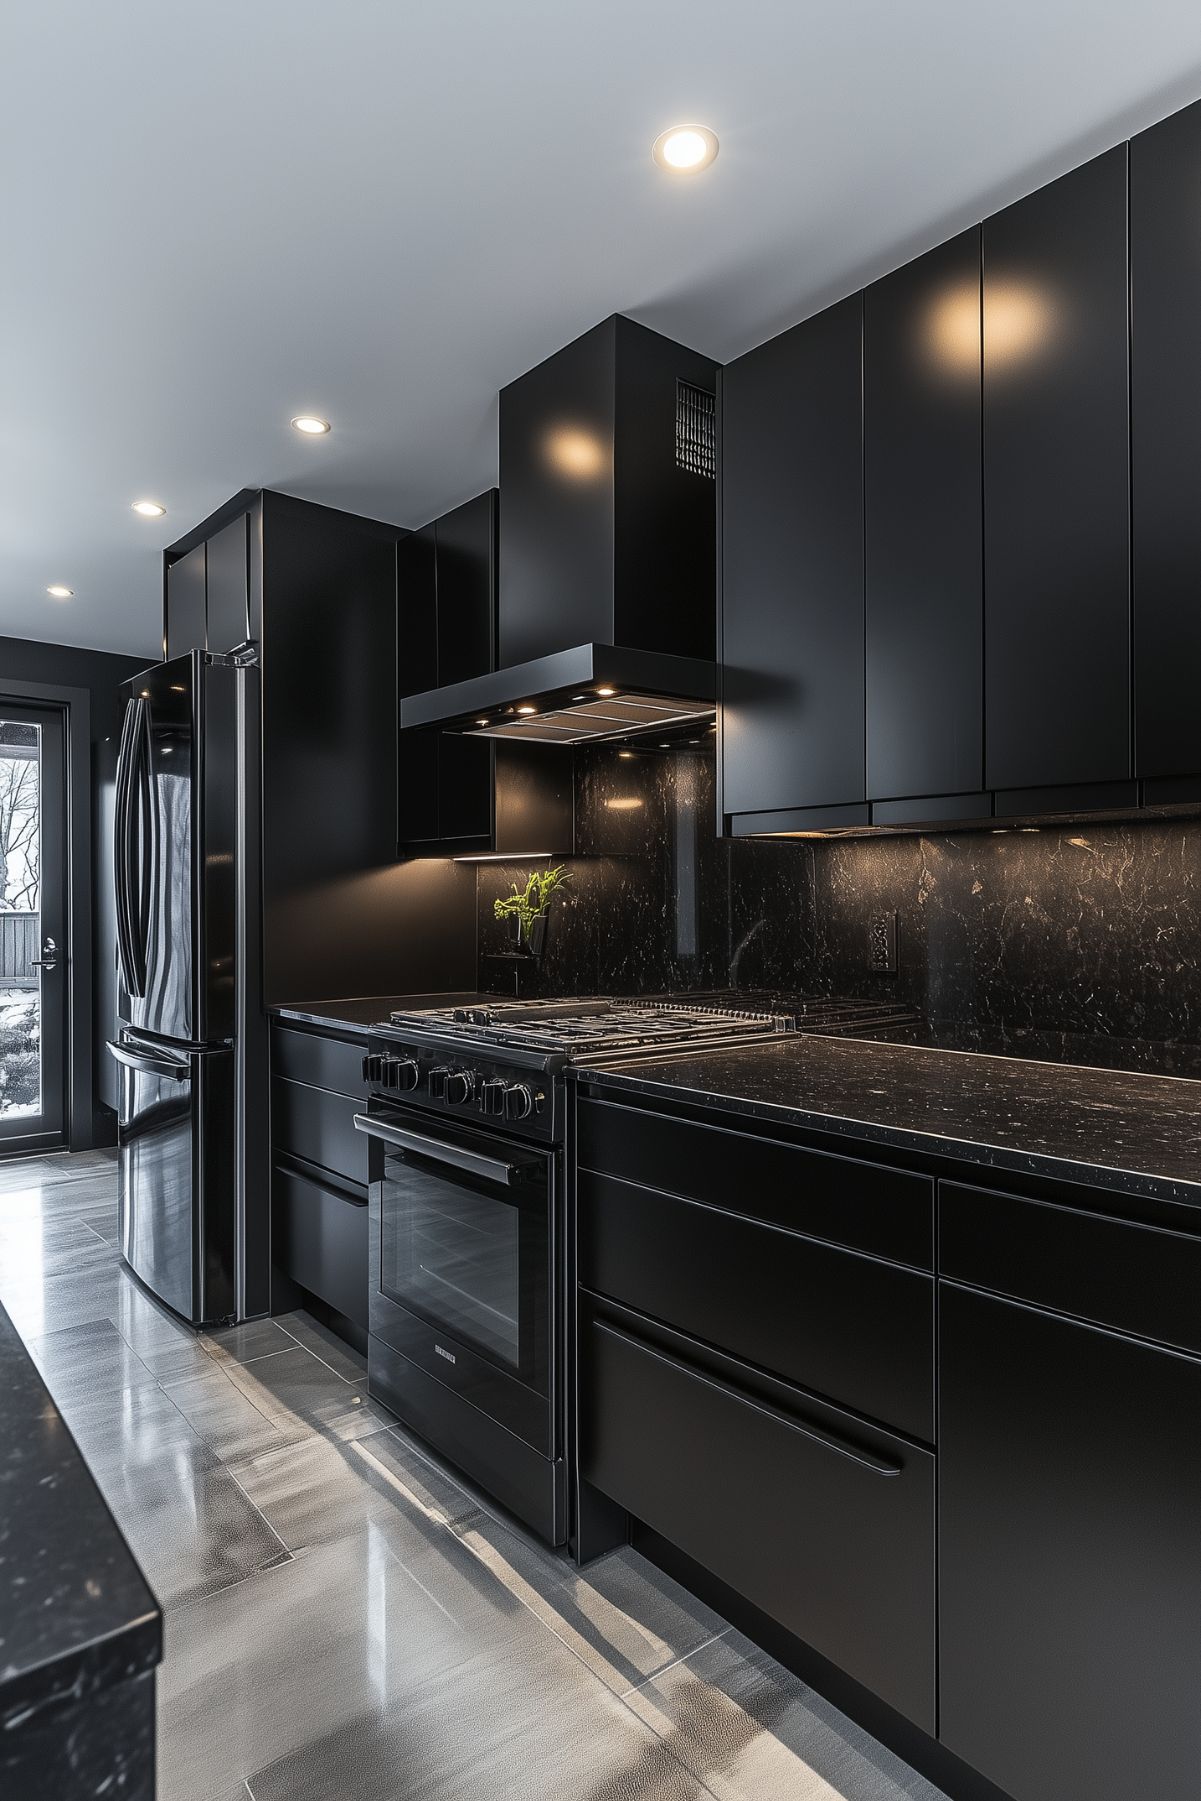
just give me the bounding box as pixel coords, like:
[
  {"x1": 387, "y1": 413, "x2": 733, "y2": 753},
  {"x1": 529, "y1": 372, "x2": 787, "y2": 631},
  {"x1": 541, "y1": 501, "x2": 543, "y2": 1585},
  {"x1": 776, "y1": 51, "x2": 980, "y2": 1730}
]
[
  {"x1": 399, "y1": 642, "x2": 716, "y2": 744},
  {"x1": 400, "y1": 314, "x2": 718, "y2": 746}
]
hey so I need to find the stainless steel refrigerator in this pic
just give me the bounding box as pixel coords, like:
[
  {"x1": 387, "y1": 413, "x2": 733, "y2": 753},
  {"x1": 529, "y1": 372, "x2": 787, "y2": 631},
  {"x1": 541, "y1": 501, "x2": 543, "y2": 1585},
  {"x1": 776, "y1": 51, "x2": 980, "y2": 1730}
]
[{"x1": 109, "y1": 651, "x2": 263, "y2": 1324}]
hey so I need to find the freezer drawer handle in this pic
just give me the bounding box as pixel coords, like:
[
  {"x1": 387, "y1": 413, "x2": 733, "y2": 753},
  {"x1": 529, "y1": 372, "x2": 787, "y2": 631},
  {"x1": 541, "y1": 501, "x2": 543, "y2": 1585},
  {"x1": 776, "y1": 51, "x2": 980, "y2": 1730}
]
[
  {"x1": 352, "y1": 1113, "x2": 528, "y2": 1187},
  {"x1": 593, "y1": 1315, "x2": 903, "y2": 1477},
  {"x1": 106, "y1": 1039, "x2": 189, "y2": 1081}
]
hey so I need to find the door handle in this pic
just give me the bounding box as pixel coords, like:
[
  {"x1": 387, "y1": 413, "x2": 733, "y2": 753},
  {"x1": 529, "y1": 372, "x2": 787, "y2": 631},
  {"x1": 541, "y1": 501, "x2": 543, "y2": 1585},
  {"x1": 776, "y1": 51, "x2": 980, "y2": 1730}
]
[
  {"x1": 352, "y1": 1113, "x2": 534, "y2": 1187},
  {"x1": 30, "y1": 937, "x2": 58, "y2": 972},
  {"x1": 106, "y1": 1039, "x2": 189, "y2": 1081}
]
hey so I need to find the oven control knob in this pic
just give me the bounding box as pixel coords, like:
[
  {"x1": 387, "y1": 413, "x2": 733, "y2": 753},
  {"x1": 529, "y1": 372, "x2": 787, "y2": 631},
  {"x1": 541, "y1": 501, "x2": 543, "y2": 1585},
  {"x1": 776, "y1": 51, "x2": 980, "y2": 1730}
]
[
  {"x1": 503, "y1": 1082, "x2": 534, "y2": 1120},
  {"x1": 480, "y1": 1079, "x2": 507, "y2": 1116},
  {"x1": 445, "y1": 1070, "x2": 475, "y2": 1106},
  {"x1": 387, "y1": 1057, "x2": 419, "y2": 1093},
  {"x1": 428, "y1": 1066, "x2": 451, "y2": 1099}
]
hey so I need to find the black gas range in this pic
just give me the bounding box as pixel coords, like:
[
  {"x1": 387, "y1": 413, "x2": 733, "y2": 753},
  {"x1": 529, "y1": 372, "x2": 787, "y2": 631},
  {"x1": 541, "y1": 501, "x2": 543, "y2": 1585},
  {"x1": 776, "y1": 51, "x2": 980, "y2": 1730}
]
[{"x1": 354, "y1": 992, "x2": 916, "y2": 1545}]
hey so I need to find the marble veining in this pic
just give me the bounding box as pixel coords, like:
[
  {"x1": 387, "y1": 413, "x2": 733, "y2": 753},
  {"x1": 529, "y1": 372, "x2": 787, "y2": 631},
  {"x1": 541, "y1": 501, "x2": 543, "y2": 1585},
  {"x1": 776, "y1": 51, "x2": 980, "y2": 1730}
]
[
  {"x1": 573, "y1": 1034, "x2": 1201, "y2": 1210},
  {"x1": 476, "y1": 744, "x2": 1201, "y2": 1078},
  {"x1": 0, "y1": 1298, "x2": 161, "y2": 1731}
]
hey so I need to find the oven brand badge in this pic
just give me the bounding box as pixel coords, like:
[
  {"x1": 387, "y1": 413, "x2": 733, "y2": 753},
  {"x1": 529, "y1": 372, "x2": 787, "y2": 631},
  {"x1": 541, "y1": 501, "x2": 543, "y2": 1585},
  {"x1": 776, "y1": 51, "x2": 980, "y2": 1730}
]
[{"x1": 435, "y1": 1344, "x2": 457, "y2": 1364}]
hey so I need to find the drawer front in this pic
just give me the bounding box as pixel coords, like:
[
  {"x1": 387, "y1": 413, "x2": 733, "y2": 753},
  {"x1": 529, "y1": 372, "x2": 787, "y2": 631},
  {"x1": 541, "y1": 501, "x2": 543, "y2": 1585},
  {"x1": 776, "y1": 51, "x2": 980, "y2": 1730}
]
[
  {"x1": 579, "y1": 1300, "x2": 935, "y2": 1733},
  {"x1": 576, "y1": 1097, "x2": 932, "y2": 1268},
  {"x1": 579, "y1": 1170, "x2": 933, "y2": 1440},
  {"x1": 940, "y1": 1181, "x2": 1201, "y2": 1356},
  {"x1": 272, "y1": 1024, "x2": 366, "y2": 1099},
  {"x1": 271, "y1": 1077, "x2": 368, "y2": 1188},
  {"x1": 274, "y1": 1165, "x2": 368, "y2": 1328}
]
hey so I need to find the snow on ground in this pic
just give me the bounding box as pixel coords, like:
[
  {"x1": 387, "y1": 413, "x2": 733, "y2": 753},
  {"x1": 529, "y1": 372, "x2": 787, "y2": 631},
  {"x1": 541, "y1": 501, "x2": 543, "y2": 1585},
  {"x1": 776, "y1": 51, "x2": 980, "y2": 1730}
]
[{"x1": 0, "y1": 985, "x2": 40, "y2": 1116}]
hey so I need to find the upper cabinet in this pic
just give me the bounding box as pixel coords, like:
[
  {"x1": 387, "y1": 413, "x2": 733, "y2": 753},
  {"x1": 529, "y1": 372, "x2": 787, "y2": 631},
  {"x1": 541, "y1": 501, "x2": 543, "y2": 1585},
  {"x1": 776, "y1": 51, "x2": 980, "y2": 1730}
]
[
  {"x1": 720, "y1": 108, "x2": 1201, "y2": 835},
  {"x1": 865, "y1": 228, "x2": 983, "y2": 808},
  {"x1": 720, "y1": 294, "x2": 866, "y2": 833},
  {"x1": 164, "y1": 540, "x2": 207, "y2": 661},
  {"x1": 982, "y1": 147, "x2": 1131, "y2": 797},
  {"x1": 397, "y1": 492, "x2": 496, "y2": 851},
  {"x1": 397, "y1": 490, "x2": 574, "y2": 857},
  {"x1": 1131, "y1": 99, "x2": 1201, "y2": 787},
  {"x1": 164, "y1": 499, "x2": 254, "y2": 662}
]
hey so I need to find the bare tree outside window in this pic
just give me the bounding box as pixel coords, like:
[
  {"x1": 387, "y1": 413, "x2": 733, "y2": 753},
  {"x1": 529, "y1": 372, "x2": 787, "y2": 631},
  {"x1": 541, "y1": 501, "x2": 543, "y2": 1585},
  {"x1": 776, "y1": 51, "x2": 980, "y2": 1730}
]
[{"x1": 0, "y1": 722, "x2": 41, "y2": 1118}]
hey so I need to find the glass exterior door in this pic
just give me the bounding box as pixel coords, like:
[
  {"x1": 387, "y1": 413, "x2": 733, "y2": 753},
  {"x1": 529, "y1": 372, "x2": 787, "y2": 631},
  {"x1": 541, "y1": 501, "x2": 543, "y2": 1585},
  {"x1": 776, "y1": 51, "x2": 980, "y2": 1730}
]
[{"x1": 0, "y1": 705, "x2": 66, "y2": 1147}]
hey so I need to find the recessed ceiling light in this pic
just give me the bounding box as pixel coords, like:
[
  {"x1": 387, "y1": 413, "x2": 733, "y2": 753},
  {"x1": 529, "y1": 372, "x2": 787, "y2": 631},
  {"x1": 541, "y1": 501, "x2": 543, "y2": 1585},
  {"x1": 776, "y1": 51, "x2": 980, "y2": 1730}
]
[
  {"x1": 46, "y1": 585, "x2": 73, "y2": 599},
  {"x1": 516, "y1": 704, "x2": 537, "y2": 715},
  {"x1": 652, "y1": 124, "x2": 719, "y2": 174},
  {"x1": 595, "y1": 687, "x2": 617, "y2": 698},
  {"x1": 291, "y1": 415, "x2": 331, "y2": 435},
  {"x1": 131, "y1": 499, "x2": 166, "y2": 518},
  {"x1": 475, "y1": 718, "x2": 489, "y2": 726}
]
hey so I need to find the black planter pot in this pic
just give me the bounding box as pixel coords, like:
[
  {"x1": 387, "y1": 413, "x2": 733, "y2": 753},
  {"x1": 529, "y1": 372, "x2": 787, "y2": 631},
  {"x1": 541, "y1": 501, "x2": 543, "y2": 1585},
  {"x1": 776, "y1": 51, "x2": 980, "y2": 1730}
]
[{"x1": 507, "y1": 913, "x2": 548, "y2": 959}]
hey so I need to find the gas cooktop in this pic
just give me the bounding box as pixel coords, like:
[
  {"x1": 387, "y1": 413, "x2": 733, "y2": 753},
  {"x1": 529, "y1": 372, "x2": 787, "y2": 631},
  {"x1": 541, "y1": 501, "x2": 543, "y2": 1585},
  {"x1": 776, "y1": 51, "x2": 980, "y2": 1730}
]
[
  {"x1": 387, "y1": 997, "x2": 792, "y2": 1057},
  {"x1": 387, "y1": 993, "x2": 919, "y2": 1058}
]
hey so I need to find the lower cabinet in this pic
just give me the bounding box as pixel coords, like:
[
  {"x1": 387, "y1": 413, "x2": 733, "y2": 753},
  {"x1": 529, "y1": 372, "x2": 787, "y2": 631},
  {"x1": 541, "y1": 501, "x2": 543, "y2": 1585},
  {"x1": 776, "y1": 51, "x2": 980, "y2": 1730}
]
[
  {"x1": 939, "y1": 1282, "x2": 1201, "y2": 1801},
  {"x1": 270, "y1": 1021, "x2": 370, "y2": 1337},
  {"x1": 274, "y1": 1165, "x2": 368, "y2": 1331},
  {"x1": 579, "y1": 1296, "x2": 936, "y2": 1733}
]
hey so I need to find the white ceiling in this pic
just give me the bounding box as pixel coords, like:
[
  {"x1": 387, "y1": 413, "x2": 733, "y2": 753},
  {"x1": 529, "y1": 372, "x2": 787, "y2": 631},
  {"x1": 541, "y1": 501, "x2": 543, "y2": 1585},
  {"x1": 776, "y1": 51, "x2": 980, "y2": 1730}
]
[{"x1": 5, "y1": 0, "x2": 1201, "y2": 658}]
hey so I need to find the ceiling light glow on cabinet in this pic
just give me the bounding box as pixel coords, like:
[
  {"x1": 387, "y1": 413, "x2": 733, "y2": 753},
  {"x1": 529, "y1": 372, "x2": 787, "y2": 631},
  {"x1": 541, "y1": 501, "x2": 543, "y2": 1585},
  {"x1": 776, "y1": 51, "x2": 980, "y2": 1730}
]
[
  {"x1": 652, "y1": 124, "x2": 719, "y2": 173},
  {"x1": 131, "y1": 499, "x2": 166, "y2": 518},
  {"x1": 291, "y1": 415, "x2": 331, "y2": 435},
  {"x1": 46, "y1": 585, "x2": 73, "y2": 599}
]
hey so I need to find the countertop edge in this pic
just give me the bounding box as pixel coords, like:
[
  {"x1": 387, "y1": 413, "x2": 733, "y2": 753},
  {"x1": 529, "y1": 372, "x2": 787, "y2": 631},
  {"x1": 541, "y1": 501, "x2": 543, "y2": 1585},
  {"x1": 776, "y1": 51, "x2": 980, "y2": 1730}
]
[{"x1": 569, "y1": 1061, "x2": 1201, "y2": 1210}]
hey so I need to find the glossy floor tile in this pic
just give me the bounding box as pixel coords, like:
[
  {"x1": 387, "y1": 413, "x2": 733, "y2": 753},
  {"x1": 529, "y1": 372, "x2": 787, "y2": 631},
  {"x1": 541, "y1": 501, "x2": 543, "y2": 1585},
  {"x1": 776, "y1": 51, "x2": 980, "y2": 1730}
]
[{"x1": 2, "y1": 1151, "x2": 948, "y2": 1801}]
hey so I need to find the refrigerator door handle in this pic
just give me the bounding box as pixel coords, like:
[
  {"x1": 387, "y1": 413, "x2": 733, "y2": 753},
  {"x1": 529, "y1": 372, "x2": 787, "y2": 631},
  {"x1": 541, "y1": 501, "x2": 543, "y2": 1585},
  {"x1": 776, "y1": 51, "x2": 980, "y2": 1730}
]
[
  {"x1": 121, "y1": 695, "x2": 153, "y2": 997},
  {"x1": 106, "y1": 1038, "x2": 190, "y2": 1081},
  {"x1": 114, "y1": 698, "x2": 141, "y2": 995}
]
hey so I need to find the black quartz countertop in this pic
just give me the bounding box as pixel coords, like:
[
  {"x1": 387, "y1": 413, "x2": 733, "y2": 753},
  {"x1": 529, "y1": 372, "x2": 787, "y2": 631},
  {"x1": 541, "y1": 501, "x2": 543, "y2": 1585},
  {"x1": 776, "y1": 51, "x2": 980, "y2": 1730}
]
[
  {"x1": 0, "y1": 1301, "x2": 161, "y2": 1730},
  {"x1": 574, "y1": 1034, "x2": 1201, "y2": 1210},
  {"x1": 271, "y1": 993, "x2": 492, "y2": 1034}
]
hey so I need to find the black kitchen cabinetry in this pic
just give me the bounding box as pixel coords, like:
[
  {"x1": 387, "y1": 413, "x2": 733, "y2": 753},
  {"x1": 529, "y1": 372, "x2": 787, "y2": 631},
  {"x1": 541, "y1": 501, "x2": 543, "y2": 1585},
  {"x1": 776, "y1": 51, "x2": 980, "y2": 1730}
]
[
  {"x1": 397, "y1": 490, "x2": 574, "y2": 857},
  {"x1": 940, "y1": 1280, "x2": 1201, "y2": 1801},
  {"x1": 164, "y1": 540, "x2": 207, "y2": 660},
  {"x1": 574, "y1": 1090, "x2": 937, "y2": 1732},
  {"x1": 983, "y1": 146, "x2": 1131, "y2": 795},
  {"x1": 165, "y1": 488, "x2": 478, "y2": 1005},
  {"x1": 270, "y1": 1020, "x2": 370, "y2": 1347},
  {"x1": 720, "y1": 102, "x2": 1201, "y2": 834},
  {"x1": 865, "y1": 230, "x2": 984, "y2": 809},
  {"x1": 1131, "y1": 98, "x2": 1201, "y2": 787},
  {"x1": 720, "y1": 295, "x2": 866, "y2": 833},
  {"x1": 574, "y1": 1081, "x2": 1201, "y2": 1801}
]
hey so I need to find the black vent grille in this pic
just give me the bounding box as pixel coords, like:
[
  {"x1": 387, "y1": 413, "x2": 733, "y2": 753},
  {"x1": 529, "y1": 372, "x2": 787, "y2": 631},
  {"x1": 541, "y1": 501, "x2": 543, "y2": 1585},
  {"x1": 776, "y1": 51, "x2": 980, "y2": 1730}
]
[{"x1": 676, "y1": 381, "x2": 716, "y2": 478}]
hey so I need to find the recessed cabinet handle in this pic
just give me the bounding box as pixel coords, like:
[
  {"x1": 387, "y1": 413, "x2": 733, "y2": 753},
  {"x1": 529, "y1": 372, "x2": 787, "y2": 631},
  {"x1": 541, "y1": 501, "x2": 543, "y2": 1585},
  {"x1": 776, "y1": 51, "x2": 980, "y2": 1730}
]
[{"x1": 592, "y1": 1316, "x2": 903, "y2": 1477}]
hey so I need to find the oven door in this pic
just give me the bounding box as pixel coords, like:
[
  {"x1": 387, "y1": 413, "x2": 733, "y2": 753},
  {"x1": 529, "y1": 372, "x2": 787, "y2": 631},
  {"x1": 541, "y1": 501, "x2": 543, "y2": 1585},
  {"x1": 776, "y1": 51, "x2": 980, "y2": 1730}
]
[{"x1": 355, "y1": 1106, "x2": 555, "y2": 1454}]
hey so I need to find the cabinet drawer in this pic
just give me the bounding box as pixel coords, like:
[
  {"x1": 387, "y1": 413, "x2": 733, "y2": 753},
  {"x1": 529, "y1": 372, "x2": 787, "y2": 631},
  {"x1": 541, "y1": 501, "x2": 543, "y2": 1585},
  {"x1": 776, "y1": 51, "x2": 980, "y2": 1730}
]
[
  {"x1": 940, "y1": 1181, "x2": 1201, "y2": 1356},
  {"x1": 576, "y1": 1097, "x2": 932, "y2": 1268},
  {"x1": 274, "y1": 1165, "x2": 367, "y2": 1328},
  {"x1": 579, "y1": 1170, "x2": 933, "y2": 1440},
  {"x1": 579, "y1": 1299, "x2": 935, "y2": 1732},
  {"x1": 271, "y1": 1078, "x2": 368, "y2": 1187},
  {"x1": 272, "y1": 1024, "x2": 366, "y2": 1099}
]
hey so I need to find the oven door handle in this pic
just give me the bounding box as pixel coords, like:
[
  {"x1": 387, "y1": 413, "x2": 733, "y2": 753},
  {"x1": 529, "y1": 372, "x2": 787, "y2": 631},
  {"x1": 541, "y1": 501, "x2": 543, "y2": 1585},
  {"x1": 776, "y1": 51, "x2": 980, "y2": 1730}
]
[{"x1": 353, "y1": 1114, "x2": 532, "y2": 1187}]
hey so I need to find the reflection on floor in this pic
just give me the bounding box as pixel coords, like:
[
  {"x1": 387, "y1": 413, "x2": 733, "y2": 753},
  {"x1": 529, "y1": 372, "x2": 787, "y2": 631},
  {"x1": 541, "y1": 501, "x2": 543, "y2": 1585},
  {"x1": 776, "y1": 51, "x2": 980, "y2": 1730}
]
[{"x1": 0, "y1": 1151, "x2": 948, "y2": 1801}]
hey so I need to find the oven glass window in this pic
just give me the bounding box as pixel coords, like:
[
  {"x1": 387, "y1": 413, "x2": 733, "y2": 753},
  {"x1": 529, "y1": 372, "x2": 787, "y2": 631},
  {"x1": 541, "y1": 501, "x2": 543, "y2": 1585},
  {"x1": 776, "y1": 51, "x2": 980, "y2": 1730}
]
[{"x1": 380, "y1": 1152, "x2": 524, "y2": 1370}]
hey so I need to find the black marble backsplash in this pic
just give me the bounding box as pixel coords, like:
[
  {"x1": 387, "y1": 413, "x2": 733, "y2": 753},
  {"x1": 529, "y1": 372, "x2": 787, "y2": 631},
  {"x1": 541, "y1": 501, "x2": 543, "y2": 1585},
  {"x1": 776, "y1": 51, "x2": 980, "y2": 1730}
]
[{"x1": 475, "y1": 745, "x2": 1201, "y2": 1075}]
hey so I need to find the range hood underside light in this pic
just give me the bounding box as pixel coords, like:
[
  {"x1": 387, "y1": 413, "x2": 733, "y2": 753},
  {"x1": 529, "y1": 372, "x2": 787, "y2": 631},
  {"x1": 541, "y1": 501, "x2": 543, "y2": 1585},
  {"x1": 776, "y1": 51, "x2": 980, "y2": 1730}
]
[{"x1": 467, "y1": 694, "x2": 715, "y2": 745}]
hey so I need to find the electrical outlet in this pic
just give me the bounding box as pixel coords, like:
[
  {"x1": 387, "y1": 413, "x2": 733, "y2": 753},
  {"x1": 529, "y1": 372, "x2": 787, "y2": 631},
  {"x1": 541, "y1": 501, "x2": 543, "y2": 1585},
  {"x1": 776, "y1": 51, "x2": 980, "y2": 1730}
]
[{"x1": 868, "y1": 910, "x2": 898, "y2": 974}]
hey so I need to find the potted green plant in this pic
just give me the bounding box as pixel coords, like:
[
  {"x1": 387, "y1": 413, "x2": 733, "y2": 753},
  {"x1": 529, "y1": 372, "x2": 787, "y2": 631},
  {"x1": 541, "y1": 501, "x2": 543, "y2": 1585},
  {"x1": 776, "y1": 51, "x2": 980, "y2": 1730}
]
[{"x1": 493, "y1": 865, "x2": 572, "y2": 958}]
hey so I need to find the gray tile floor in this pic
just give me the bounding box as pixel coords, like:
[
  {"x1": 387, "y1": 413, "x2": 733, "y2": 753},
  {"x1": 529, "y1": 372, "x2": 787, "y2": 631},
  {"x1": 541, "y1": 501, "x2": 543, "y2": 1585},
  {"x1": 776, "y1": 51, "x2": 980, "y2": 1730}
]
[{"x1": 0, "y1": 1150, "x2": 948, "y2": 1801}]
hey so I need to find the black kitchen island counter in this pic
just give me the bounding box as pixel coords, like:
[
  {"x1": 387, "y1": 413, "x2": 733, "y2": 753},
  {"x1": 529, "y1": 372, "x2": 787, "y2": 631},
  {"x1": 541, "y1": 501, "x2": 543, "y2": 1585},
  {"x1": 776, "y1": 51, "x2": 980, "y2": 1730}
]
[
  {"x1": 573, "y1": 1033, "x2": 1201, "y2": 1210},
  {"x1": 0, "y1": 1298, "x2": 160, "y2": 1796}
]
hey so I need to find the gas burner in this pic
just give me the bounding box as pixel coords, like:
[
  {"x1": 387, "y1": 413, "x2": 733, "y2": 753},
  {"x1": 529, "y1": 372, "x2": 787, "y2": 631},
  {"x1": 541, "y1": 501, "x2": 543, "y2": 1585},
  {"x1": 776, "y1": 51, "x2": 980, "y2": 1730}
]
[{"x1": 389, "y1": 996, "x2": 796, "y2": 1058}]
